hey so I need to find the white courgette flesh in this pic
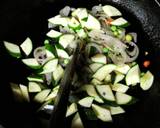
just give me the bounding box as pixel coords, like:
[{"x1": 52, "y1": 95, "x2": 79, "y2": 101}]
[
  {"x1": 83, "y1": 14, "x2": 101, "y2": 30},
  {"x1": 45, "y1": 87, "x2": 59, "y2": 101},
  {"x1": 114, "y1": 72, "x2": 125, "y2": 84},
  {"x1": 89, "y1": 63, "x2": 103, "y2": 73},
  {"x1": 93, "y1": 64, "x2": 116, "y2": 81},
  {"x1": 66, "y1": 103, "x2": 78, "y2": 117},
  {"x1": 46, "y1": 29, "x2": 62, "y2": 38},
  {"x1": 96, "y1": 85, "x2": 115, "y2": 102},
  {"x1": 4, "y1": 41, "x2": 21, "y2": 58},
  {"x1": 104, "y1": 74, "x2": 112, "y2": 83},
  {"x1": 111, "y1": 17, "x2": 128, "y2": 26},
  {"x1": 102, "y1": 5, "x2": 122, "y2": 17},
  {"x1": 71, "y1": 112, "x2": 84, "y2": 128},
  {"x1": 52, "y1": 64, "x2": 64, "y2": 83},
  {"x1": 68, "y1": 17, "x2": 80, "y2": 29},
  {"x1": 22, "y1": 58, "x2": 41, "y2": 69},
  {"x1": 40, "y1": 59, "x2": 58, "y2": 74},
  {"x1": 92, "y1": 104, "x2": 112, "y2": 122},
  {"x1": 78, "y1": 97, "x2": 94, "y2": 108},
  {"x1": 82, "y1": 84, "x2": 104, "y2": 103},
  {"x1": 48, "y1": 15, "x2": 70, "y2": 27},
  {"x1": 140, "y1": 71, "x2": 154, "y2": 90},
  {"x1": 59, "y1": 34, "x2": 75, "y2": 48},
  {"x1": 110, "y1": 106, "x2": 125, "y2": 115},
  {"x1": 20, "y1": 37, "x2": 33, "y2": 56},
  {"x1": 56, "y1": 48, "x2": 70, "y2": 59},
  {"x1": 91, "y1": 54, "x2": 107, "y2": 64},
  {"x1": 34, "y1": 89, "x2": 51, "y2": 103},
  {"x1": 115, "y1": 92, "x2": 132, "y2": 105},
  {"x1": 125, "y1": 64, "x2": 140, "y2": 86},
  {"x1": 27, "y1": 76, "x2": 44, "y2": 83},
  {"x1": 72, "y1": 8, "x2": 88, "y2": 20},
  {"x1": 28, "y1": 82, "x2": 42, "y2": 92},
  {"x1": 115, "y1": 64, "x2": 130, "y2": 74},
  {"x1": 19, "y1": 84, "x2": 30, "y2": 102},
  {"x1": 112, "y1": 83, "x2": 129, "y2": 93},
  {"x1": 46, "y1": 50, "x2": 55, "y2": 58}
]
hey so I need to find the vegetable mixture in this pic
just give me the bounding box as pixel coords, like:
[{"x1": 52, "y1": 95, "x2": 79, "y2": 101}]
[{"x1": 4, "y1": 4, "x2": 154, "y2": 126}]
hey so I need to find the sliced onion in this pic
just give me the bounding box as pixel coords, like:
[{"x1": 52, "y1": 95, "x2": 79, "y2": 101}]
[
  {"x1": 33, "y1": 47, "x2": 47, "y2": 65},
  {"x1": 59, "y1": 6, "x2": 71, "y2": 17},
  {"x1": 108, "y1": 50, "x2": 127, "y2": 65},
  {"x1": 88, "y1": 29, "x2": 104, "y2": 40},
  {"x1": 88, "y1": 30, "x2": 127, "y2": 51},
  {"x1": 125, "y1": 42, "x2": 139, "y2": 62},
  {"x1": 85, "y1": 42, "x2": 103, "y2": 57},
  {"x1": 96, "y1": 12, "x2": 108, "y2": 18},
  {"x1": 126, "y1": 42, "x2": 137, "y2": 56},
  {"x1": 100, "y1": 20, "x2": 114, "y2": 36}
]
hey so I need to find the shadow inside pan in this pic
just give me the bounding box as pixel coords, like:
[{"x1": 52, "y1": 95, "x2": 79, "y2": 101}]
[{"x1": 0, "y1": 0, "x2": 160, "y2": 128}]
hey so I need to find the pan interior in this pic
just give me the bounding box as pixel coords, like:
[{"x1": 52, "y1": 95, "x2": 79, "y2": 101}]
[{"x1": 0, "y1": 0, "x2": 159, "y2": 128}]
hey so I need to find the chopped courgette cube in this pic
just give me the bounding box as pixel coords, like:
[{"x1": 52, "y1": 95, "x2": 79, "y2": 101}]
[
  {"x1": 140, "y1": 71, "x2": 154, "y2": 90},
  {"x1": 78, "y1": 97, "x2": 94, "y2": 108},
  {"x1": 20, "y1": 37, "x2": 33, "y2": 56},
  {"x1": 66, "y1": 103, "x2": 78, "y2": 117},
  {"x1": 96, "y1": 85, "x2": 115, "y2": 102},
  {"x1": 4, "y1": 41, "x2": 21, "y2": 58},
  {"x1": 92, "y1": 104, "x2": 112, "y2": 122}
]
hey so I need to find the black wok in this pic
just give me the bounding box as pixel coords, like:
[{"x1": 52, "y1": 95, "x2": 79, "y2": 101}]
[{"x1": 0, "y1": 0, "x2": 160, "y2": 128}]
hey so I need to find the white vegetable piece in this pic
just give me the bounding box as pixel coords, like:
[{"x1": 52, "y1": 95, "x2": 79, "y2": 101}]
[
  {"x1": 93, "y1": 64, "x2": 116, "y2": 81},
  {"x1": 78, "y1": 97, "x2": 94, "y2": 108},
  {"x1": 91, "y1": 54, "x2": 107, "y2": 64},
  {"x1": 96, "y1": 85, "x2": 115, "y2": 101},
  {"x1": 140, "y1": 71, "x2": 154, "y2": 90},
  {"x1": 112, "y1": 83, "x2": 129, "y2": 93},
  {"x1": 20, "y1": 37, "x2": 33, "y2": 56},
  {"x1": 66, "y1": 103, "x2": 78, "y2": 117},
  {"x1": 111, "y1": 17, "x2": 128, "y2": 26},
  {"x1": 46, "y1": 29, "x2": 62, "y2": 38},
  {"x1": 22, "y1": 58, "x2": 41, "y2": 69},
  {"x1": 19, "y1": 84, "x2": 30, "y2": 102},
  {"x1": 92, "y1": 104, "x2": 112, "y2": 122},
  {"x1": 115, "y1": 92, "x2": 132, "y2": 105},
  {"x1": 83, "y1": 14, "x2": 101, "y2": 30},
  {"x1": 40, "y1": 59, "x2": 58, "y2": 74},
  {"x1": 125, "y1": 64, "x2": 140, "y2": 86},
  {"x1": 82, "y1": 84, "x2": 104, "y2": 103},
  {"x1": 59, "y1": 34, "x2": 75, "y2": 48},
  {"x1": 28, "y1": 82, "x2": 41, "y2": 92},
  {"x1": 4, "y1": 41, "x2": 21, "y2": 58},
  {"x1": 71, "y1": 112, "x2": 84, "y2": 128},
  {"x1": 102, "y1": 5, "x2": 122, "y2": 17},
  {"x1": 34, "y1": 89, "x2": 51, "y2": 103},
  {"x1": 110, "y1": 106, "x2": 125, "y2": 115},
  {"x1": 48, "y1": 15, "x2": 70, "y2": 27}
]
